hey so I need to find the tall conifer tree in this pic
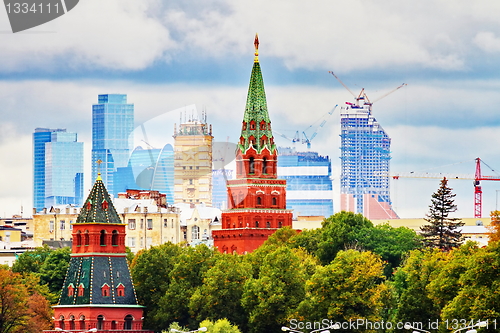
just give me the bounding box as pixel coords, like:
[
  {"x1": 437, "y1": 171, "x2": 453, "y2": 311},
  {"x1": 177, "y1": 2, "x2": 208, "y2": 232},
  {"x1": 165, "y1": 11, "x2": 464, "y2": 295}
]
[{"x1": 421, "y1": 177, "x2": 464, "y2": 250}]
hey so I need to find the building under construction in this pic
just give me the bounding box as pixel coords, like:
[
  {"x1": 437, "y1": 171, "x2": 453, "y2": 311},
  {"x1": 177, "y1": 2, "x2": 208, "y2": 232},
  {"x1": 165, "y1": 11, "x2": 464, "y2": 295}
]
[
  {"x1": 330, "y1": 71, "x2": 403, "y2": 220},
  {"x1": 339, "y1": 97, "x2": 399, "y2": 220}
]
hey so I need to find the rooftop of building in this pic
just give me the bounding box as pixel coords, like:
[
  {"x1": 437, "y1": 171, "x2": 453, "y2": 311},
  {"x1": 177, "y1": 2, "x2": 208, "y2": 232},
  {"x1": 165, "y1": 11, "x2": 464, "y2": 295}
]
[{"x1": 173, "y1": 202, "x2": 221, "y2": 226}]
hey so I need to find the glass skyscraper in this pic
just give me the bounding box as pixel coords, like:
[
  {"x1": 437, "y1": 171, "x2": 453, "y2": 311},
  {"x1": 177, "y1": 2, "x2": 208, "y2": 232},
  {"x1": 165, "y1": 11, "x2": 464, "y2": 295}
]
[
  {"x1": 92, "y1": 94, "x2": 134, "y2": 197},
  {"x1": 277, "y1": 147, "x2": 334, "y2": 217},
  {"x1": 126, "y1": 144, "x2": 175, "y2": 203},
  {"x1": 339, "y1": 103, "x2": 398, "y2": 219},
  {"x1": 33, "y1": 128, "x2": 84, "y2": 211},
  {"x1": 212, "y1": 169, "x2": 233, "y2": 210}
]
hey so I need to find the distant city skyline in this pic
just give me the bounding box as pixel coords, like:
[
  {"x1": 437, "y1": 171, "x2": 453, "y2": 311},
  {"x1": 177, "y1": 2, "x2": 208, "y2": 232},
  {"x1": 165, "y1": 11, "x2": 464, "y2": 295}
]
[
  {"x1": 2, "y1": 1, "x2": 500, "y2": 219},
  {"x1": 33, "y1": 128, "x2": 84, "y2": 212}
]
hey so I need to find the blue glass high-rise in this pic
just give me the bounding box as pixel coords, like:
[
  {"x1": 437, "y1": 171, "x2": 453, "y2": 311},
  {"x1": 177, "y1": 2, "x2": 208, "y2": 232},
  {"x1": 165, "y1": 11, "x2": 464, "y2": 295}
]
[
  {"x1": 277, "y1": 147, "x2": 334, "y2": 217},
  {"x1": 125, "y1": 144, "x2": 175, "y2": 203},
  {"x1": 33, "y1": 128, "x2": 84, "y2": 211},
  {"x1": 92, "y1": 94, "x2": 134, "y2": 197}
]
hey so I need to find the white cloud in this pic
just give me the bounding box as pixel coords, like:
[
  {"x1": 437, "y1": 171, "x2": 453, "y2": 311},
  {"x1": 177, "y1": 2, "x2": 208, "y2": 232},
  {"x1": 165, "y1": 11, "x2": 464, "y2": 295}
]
[
  {"x1": 474, "y1": 31, "x2": 500, "y2": 53},
  {"x1": 0, "y1": 0, "x2": 174, "y2": 71},
  {"x1": 2, "y1": 0, "x2": 500, "y2": 73}
]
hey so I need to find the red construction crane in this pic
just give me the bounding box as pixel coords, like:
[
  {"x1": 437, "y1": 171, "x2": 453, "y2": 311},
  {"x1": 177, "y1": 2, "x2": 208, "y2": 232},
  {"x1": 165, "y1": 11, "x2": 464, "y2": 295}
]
[
  {"x1": 385, "y1": 158, "x2": 500, "y2": 218},
  {"x1": 328, "y1": 71, "x2": 407, "y2": 111},
  {"x1": 474, "y1": 157, "x2": 500, "y2": 218}
]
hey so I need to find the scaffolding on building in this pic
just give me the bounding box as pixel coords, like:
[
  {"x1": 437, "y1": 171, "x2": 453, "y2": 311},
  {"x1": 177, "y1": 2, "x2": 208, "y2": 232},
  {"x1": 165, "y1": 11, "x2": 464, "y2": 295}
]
[{"x1": 330, "y1": 72, "x2": 405, "y2": 219}]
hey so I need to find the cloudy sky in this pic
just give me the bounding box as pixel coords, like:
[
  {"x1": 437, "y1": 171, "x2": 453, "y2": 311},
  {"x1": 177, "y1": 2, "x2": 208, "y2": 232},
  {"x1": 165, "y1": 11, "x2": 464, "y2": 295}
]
[{"x1": 2, "y1": 0, "x2": 500, "y2": 219}]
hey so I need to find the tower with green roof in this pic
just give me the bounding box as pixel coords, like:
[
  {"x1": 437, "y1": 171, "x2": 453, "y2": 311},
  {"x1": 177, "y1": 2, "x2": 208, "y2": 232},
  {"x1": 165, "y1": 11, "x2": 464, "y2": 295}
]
[
  {"x1": 213, "y1": 35, "x2": 294, "y2": 254},
  {"x1": 52, "y1": 173, "x2": 151, "y2": 332}
]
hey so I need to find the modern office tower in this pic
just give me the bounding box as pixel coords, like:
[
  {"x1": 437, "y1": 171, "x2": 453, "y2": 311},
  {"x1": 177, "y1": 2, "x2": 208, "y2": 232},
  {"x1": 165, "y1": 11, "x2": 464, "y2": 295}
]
[
  {"x1": 33, "y1": 128, "x2": 84, "y2": 212},
  {"x1": 173, "y1": 109, "x2": 213, "y2": 206},
  {"x1": 212, "y1": 35, "x2": 293, "y2": 254},
  {"x1": 92, "y1": 94, "x2": 134, "y2": 197},
  {"x1": 34, "y1": 128, "x2": 65, "y2": 212},
  {"x1": 126, "y1": 144, "x2": 175, "y2": 204},
  {"x1": 278, "y1": 147, "x2": 333, "y2": 218},
  {"x1": 340, "y1": 102, "x2": 398, "y2": 220}
]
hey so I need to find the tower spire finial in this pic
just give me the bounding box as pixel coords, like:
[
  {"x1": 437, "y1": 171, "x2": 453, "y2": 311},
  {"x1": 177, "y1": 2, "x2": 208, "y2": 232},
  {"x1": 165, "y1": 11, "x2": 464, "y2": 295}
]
[
  {"x1": 254, "y1": 33, "x2": 259, "y2": 62},
  {"x1": 96, "y1": 159, "x2": 103, "y2": 180}
]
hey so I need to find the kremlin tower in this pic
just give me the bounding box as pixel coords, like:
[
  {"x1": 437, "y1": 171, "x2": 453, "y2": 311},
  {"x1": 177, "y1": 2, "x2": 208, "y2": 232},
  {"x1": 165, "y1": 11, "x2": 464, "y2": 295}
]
[
  {"x1": 212, "y1": 35, "x2": 293, "y2": 254},
  {"x1": 52, "y1": 171, "x2": 151, "y2": 332}
]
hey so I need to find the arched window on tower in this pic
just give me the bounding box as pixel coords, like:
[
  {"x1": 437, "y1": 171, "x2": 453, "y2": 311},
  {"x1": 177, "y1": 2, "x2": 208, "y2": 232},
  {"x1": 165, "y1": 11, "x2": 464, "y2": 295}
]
[
  {"x1": 262, "y1": 158, "x2": 267, "y2": 174},
  {"x1": 100, "y1": 230, "x2": 106, "y2": 246},
  {"x1": 97, "y1": 315, "x2": 104, "y2": 330},
  {"x1": 69, "y1": 316, "x2": 75, "y2": 330},
  {"x1": 75, "y1": 231, "x2": 82, "y2": 246},
  {"x1": 272, "y1": 197, "x2": 277, "y2": 206},
  {"x1": 266, "y1": 221, "x2": 271, "y2": 228},
  {"x1": 112, "y1": 230, "x2": 119, "y2": 246},
  {"x1": 79, "y1": 315, "x2": 86, "y2": 330},
  {"x1": 59, "y1": 315, "x2": 65, "y2": 330},
  {"x1": 249, "y1": 157, "x2": 255, "y2": 174},
  {"x1": 84, "y1": 230, "x2": 89, "y2": 246},
  {"x1": 257, "y1": 197, "x2": 262, "y2": 206},
  {"x1": 124, "y1": 315, "x2": 133, "y2": 330}
]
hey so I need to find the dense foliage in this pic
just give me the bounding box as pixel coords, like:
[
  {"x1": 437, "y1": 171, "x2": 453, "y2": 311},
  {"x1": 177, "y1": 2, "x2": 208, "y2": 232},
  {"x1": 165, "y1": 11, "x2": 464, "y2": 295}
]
[
  {"x1": 5, "y1": 205, "x2": 500, "y2": 333},
  {"x1": 130, "y1": 217, "x2": 427, "y2": 332}
]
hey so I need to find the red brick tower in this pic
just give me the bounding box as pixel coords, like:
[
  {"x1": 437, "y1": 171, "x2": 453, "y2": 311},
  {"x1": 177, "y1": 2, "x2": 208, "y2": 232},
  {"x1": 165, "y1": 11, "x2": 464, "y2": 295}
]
[
  {"x1": 212, "y1": 35, "x2": 293, "y2": 254},
  {"x1": 51, "y1": 173, "x2": 152, "y2": 332}
]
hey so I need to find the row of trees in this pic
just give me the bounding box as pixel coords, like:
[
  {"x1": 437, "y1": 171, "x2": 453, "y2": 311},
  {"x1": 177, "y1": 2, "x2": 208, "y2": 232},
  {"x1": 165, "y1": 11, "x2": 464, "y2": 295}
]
[
  {"x1": 131, "y1": 178, "x2": 493, "y2": 333},
  {"x1": 0, "y1": 178, "x2": 492, "y2": 333},
  {"x1": 132, "y1": 234, "x2": 500, "y2": 333},
  {"x1": 130, "y1": 213, "x2": 424, "y2": 333}
]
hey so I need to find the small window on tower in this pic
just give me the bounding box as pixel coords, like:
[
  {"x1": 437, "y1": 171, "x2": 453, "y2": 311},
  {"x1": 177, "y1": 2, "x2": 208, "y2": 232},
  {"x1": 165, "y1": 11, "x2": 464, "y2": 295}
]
[
  {"x1": 67, "y1": 284, "x2": 75, "y2": 296},
  {"x1": 116, "y1": 283, "x2": 125, "y2": 297},
  {"x1": 249, "y1": 157, "x2": 255, "y2": 174},
  {"x1": 78, "y1": 284, "x2": 85, "y2": 296},
  {"x1": 101, "y1": 284, "x2": 110, "y2": 297}
]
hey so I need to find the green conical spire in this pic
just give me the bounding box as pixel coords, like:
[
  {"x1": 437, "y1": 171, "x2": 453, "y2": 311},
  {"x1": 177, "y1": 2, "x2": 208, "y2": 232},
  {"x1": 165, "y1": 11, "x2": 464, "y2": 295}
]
[
  {"x1": 239, "y1": 34, "x2": 276, "y2": 154},
  {"x1": 76, "y1": 174, "x2": 122, "y2": 224}
]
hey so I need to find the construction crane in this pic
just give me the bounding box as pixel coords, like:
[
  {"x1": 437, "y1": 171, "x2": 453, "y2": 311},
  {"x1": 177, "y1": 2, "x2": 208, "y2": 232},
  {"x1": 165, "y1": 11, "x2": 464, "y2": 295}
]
[
  {"x1": 275, "y1": 105, "x2": 337, "y2": 149},
  {"x1": 273, "y1": 130, "x2": 301, "y2": 145},
  {"x1": 302, "y1": 104, "x2": 338, "y2": 149},
  {"x1": 383, "y1": 158, "x2": 500, "y2": 218},
  {"x1": 474, "y1": 157, "x2": 500, "y2": 218},
  {"x1": 329, "y1": 71, "x2": 407, "y2": 110}
]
